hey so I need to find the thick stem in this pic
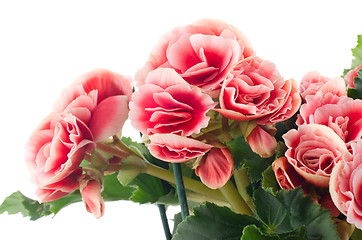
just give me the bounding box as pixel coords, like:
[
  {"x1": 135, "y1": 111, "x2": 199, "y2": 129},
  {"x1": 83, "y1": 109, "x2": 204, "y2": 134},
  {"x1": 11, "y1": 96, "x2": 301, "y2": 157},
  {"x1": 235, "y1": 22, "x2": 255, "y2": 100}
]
[
  {"x1": 144, "y1": 162, "x2": 226, "y2": 202},
  {"x1": 113, "y1": 135, "x2": 136, "y2": 155},
  {"x1": 96, "y1": 143, "x2": 130, "y2": 159},
  {"x1": 219, "y1": 180, "x2": 253, "y2": 216},
  {"x1": 233, "y1": 167, "x2": 254, "y2": 211},
  {"x1": 186, "y1": 192, "x2": 229, "y2": 207},
  {"x1": 97, "y1": 141, "x2": 227, "y2": 205},
  {"x1": 172, "y1": 163, "x2": 189, "y2": 219}
]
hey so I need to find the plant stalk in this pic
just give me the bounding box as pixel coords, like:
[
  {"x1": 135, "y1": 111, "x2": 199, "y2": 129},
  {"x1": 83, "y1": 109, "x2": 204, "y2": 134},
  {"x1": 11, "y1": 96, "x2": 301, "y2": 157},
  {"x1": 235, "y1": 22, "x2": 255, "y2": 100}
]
[
  {"x1": 157, "y1": 204, "x2": 172, "y2": 240},
  {"x1": 172, "y1": 163, "x2": 189, "y2": 219},
  {"x1": 233, "y1": 167, "x2": 254, "y2": 211},
  {"x1": 144, "y1": 162, "x2": 226, "y2": 202},
  {"x1": 219, "y1": 180, "x2": 253, "y2": 216}
]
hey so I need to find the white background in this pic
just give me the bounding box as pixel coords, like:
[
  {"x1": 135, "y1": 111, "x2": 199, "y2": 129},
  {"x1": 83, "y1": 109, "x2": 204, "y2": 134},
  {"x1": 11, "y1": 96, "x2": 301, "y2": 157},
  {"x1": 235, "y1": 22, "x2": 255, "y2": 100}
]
[{"x1": 0, "y1": 0, "x2": 361, "y2": 239}]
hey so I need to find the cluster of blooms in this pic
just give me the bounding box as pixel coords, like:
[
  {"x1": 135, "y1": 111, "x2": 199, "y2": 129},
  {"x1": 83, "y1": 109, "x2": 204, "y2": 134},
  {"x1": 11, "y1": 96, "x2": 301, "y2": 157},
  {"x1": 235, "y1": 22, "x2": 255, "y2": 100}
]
[
  {"x1": 273, "y1": 67, "x2": 362, "y2": 229},
  {"x1": 130, "y1": 19, "x2": 300, "y2": 189},
  {"x1": 24, "y1": 17, "x2": 362, "y2": 233}
]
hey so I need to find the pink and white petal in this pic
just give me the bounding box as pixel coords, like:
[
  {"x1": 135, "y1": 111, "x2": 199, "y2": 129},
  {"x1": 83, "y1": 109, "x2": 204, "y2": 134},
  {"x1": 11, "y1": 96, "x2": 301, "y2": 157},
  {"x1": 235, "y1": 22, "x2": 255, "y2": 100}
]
[
  {"x1": 90, "y1": 95, "x2": 129, "y2": 142},
  {"x1": 148, "y1": 134, "x2": 213, "y2": 163},
  {"x1": 76, "y1": 68, "x2": 133, "y2": 103},
  {"x1": 330, "y1": 160, "x2": 349, "y2": 215},
  {"x1": 166, "y1": 34, "x2": 200, "y2": 71},
  {"x1": 318, "y1": 77, "x2": 347, "y2": 97},
  {"x1": 36, "y1": 172, "x2": 80, "y2": 202},
  {"x1": 53, "y1": 85, "x2": 87, "y2": 113},
  {"x1": 189, "y1": 34, "x2": 240, "y2": 71},
  {"x1": 195, "y1": 148, "x2": 234, "y2": 189},
  {"x1": 145, "y1": 68, "x2": 188, "y2": 88}
]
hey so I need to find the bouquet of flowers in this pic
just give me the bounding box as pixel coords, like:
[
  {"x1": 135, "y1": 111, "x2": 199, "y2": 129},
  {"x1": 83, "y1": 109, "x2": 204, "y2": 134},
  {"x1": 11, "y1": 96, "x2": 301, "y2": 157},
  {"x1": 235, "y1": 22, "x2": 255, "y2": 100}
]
[{"x1": 1, "y1": 18, "x2": 362, "y2": 240}]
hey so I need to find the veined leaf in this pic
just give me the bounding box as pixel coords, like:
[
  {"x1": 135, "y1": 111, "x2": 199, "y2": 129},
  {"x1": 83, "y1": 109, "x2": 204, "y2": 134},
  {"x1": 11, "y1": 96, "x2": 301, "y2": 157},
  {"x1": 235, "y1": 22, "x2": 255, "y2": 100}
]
[
  {"x1": 253, "y1": 188, "x2": 339, "y2": 239},
  {"x1": 0, "y1": 191, "x2": 51, "y2": 220},
  {"x1": 172, "y1": 202, "x2": 263, "y2": 240},
  {"x1": 241, "y1": 225, "x2": 307, "y2": 240}
]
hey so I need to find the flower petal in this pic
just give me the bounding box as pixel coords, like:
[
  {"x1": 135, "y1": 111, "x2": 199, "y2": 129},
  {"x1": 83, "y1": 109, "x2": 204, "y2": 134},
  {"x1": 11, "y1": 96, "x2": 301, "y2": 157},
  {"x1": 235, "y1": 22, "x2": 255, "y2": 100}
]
[
  {"x1": 195, "y1": 148, "x2": 234, "y2": 189},
  {"x1": 89, "y1": 95, "x2": 129, "y2": 142},
  {"x1": 148, "y1": 134, "x2": 212, "y2": 163},
  {"x1": 246, "y1": 125, "x2": 277, "y2": 158}
]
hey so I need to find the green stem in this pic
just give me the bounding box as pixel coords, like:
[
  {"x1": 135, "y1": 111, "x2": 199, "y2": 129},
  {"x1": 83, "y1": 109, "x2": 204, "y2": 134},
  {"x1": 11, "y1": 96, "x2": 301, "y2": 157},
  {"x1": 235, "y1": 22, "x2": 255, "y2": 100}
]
[
  {"x1": 233, "y1": 167, "x2": 254, "y2": 211},
  {"x1": 144, "y1": 162, "x2": 225, "y2": 202},
  {"x1": 219, "y1": 180, "x2": 253, "y2": 216},
  {"x1": 97, "y1": 141, "x2": 227, "y2": 206},
  {"x1": 157, "y1": 204, "x2": 172, "y2": 240},
  {"x1": 96, "y1": 142, "x2": 130, "y2": 159},
  {"x1": 186, "y1": 192, "x2": 229, "y2": 207},
  {"x1": 172, "y1": 163, "x2": 189, "y2": 219},
  {"x1": 113, "y1": 135, "x2": 136, "y2": 155}
]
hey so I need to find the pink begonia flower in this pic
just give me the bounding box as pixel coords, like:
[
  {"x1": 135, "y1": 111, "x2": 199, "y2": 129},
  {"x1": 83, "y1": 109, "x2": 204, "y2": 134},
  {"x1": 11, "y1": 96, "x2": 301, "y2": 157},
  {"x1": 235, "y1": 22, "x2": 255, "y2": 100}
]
[
  {"x1": 129, "y1": 68, "x2": 216, "y2": 136},
  {"x1": 330, "y1": 140, "x2": 362, "y2": 229},
  {"x1": 273, "y1": 157, "x2": 340, "y2": 217},
  {"x1": 344, "y1": 65, "x2": 362, "y2": 88},
  {"x1": 54, "y1": 68, "x2": 133, "y2": 142},
  {"x1": 298, "y1": 97, "x2": 362, "y2": 147},
  {"x1": 148, "y1": 134, "x2": 213, "y2": 163},
  {"x1": 135, "y1": 18, "x2": 254, "y2": 93},
  {"x1": 246, "y1": 125, "x2": 277, "y2": 158},
  {"x1": 195, "y1": 148, "x2": 234, "y2": 189},
  {"x1": 26, "y1": 114, "x2": 95, "y2": 202},
  {"x1": 26, "y1": 69, "x2": 132, "y2": 202},
  {"x1": 297, "y1": 76, "x2": 347, "y2": 126},
  {"x1": 272, "y1": 157, "x2": 306, "y2": 191},
  {"x1": 283, "y1": 124, "x2": 351, "y2": 188},
  {"x1": 216, "y1": 57, "x2": 301, "y2": 125},
  {"x1": 299, "y1": 71, "x2": 329, "y2": 101},
  {"x1": 80, "y1": 179, "x2": 105, "y2": 219}
]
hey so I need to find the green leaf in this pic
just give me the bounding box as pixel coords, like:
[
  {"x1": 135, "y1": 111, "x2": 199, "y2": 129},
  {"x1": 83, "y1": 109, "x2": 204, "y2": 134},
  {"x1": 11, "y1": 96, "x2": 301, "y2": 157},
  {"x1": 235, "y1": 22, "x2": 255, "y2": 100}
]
[
  {"x1": 253, "y1": 188, "x2": 340, "y2": 239},
  {"x1": 118, "y1": 137, "x2": 174, "y2": 204},
  {"x1": 241, "y1": 225, "x2": 307, "y2": 240},
  {"x1": 0, "y1": 191, "x2": 51, "y2": 220},
  {"x1": 172, "y1": 212, "x2": 183, "y2": 235},
  {"x1": 227, "y1": 136, "x2": 274, "y2": 182},
  {"x1": 351, "y1": 34, "x2": 362, "y2": 69},
  {"x1": 254, "y1": 189, "x2": 290, "y2": 233},
  {"x1": 344, "y1": 34, "x2": 362, "y2": 76},
  {"x1": 121, "y1": 136, "x2": 169, "y2": 169},
  {"x1": 347, "y1": 69, "x2": 362, "y2": 100},
  {"x1": 128, "y1": 173, "x2": 171, "y2": 204},
  {"x1": 172, "y1": 202, "x2": 263, "y2": 240},
  {"x1": 47, "y1": 191, "x2": 82, "y2": 214},
  {"x1": 102, "y1": 172, "x2": 135, "y2": 201}
]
